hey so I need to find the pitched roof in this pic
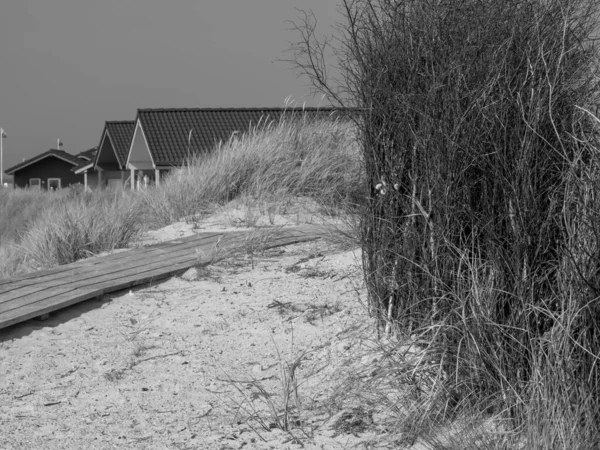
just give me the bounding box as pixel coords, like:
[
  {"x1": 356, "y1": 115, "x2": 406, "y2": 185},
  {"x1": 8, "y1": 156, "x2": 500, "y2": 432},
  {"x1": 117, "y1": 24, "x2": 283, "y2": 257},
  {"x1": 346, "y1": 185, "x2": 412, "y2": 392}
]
[
  {"x1": 86, "y1": 121, "x2": 136, "y2": 173},
  {"x1": 4, "y1": 149, "x2": 82, "y2": 175},
  {"x1": 135, "y1": 107, "x2": 346, "y2": 166},
  {"x1": 75, "y1": 147, "x2": 98, "y2": 161},
  {"x1": 105, "y1": 121, "x2": 136, "y2": 167},
  {"x1": 72, "y1": 148, "x2": 99, "y2": 172}
]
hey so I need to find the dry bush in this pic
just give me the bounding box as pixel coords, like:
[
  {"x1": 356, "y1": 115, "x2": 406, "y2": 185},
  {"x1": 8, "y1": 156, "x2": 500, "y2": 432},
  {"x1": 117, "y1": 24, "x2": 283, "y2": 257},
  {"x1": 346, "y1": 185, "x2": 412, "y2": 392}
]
[{"x1": 290, "y1": 0, "x2": 600, "y2": 446}]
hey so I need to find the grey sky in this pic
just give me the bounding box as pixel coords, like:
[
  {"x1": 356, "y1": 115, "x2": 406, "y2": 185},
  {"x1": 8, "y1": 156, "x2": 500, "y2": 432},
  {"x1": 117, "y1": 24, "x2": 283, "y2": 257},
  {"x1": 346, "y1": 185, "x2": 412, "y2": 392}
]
[{"x1": 0, "y1": 0, "x2": 340, "y2": 169}]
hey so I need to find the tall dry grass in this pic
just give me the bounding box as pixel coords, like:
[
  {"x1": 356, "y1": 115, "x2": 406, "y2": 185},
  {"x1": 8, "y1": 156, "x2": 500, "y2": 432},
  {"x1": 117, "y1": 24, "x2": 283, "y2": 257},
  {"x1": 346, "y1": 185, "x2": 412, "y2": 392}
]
[
  {"x1": 289, "y1": 0, "x2": 600, "y2": 447},
  {"x1": 0, "y1": 188, "x2": 143, "y2": 277},
  {"x1": 1, "y1": 188, "x2": 68, "y2": 278},
  {"x1": 139, "y1": 113, "x2": 364, "y2": 227},
  {"x1": 353, "y1": 0, "x2": 600, "y2": 447},
  {"x1": 0, "y1": 188, "x2": 65, "y2": 244},
  {"x1": 18, "y1": 189, "x2": 141, "y2": 269}
]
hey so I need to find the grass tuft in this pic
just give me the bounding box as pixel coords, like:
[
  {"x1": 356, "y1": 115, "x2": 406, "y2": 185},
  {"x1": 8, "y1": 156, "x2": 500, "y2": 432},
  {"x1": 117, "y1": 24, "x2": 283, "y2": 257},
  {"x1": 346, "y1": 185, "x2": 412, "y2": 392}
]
[{"x1": 0, "y1": 188, "x2": 142, "y2": 275}]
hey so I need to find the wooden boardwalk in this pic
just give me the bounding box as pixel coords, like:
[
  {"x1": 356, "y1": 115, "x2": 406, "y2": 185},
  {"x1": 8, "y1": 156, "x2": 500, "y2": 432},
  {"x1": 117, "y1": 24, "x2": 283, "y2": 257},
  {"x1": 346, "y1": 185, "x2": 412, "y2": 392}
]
[{"x1": 0, "y1": 226, "x2": 324, "y2": 330}]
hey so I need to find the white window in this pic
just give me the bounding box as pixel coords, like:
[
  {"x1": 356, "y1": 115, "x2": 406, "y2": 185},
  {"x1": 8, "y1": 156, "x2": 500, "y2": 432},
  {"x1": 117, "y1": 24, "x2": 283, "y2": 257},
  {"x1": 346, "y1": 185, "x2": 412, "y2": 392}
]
[
  {"x1": 29, "y1": 178, "x2": 41, "y2": 189},
  {"x1": 48, "y1": 178, "x2": 61, "y2": 191}
]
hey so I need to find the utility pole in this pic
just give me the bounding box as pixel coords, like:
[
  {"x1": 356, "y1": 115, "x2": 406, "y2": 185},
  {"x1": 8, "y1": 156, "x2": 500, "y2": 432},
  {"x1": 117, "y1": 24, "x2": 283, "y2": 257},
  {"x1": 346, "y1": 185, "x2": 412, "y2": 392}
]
[{"x1": 1, "y1": 128, "x2": 6, "y2": 187}]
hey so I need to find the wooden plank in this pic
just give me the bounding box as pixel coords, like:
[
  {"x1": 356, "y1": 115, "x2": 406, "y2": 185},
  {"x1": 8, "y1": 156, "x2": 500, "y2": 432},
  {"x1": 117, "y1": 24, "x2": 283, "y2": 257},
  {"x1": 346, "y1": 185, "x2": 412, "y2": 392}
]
[
  {"x1": 0, "y1": 232, "x2": 318, "y2": 329},
  {"x1": 0, "y1": 227, "x2": 323, "y2": 330},
  {"x1": 0, "y1": 231, "x2": 232, "y2": 291},
  {"x1": 0, "y1": 245, "x2": 200, "y2": 307},
  {"x1": 0, "y1": 230, "x2": 228, "y2": 286},
  {"x1": 5, "y1": 255, "x2": 198, "y2": 316},
  {"x1": 0, "y1": 259, "x2": 197, "y2": 329},
  {"x1": 0, "y1": 233, "x2": 230, "y2": 299},
  {"x1": 0, "y1": 226, "x2": 318, "y2": 287},
  {"x1": 0, "y1": 227, "x2": 304, "y2": 297},
  {"x1": 0, "y1": 226, "x2": 314, "y2": 290},
  {"x1": 0, "y1": 231, "x2": 319, "y2": 311}
]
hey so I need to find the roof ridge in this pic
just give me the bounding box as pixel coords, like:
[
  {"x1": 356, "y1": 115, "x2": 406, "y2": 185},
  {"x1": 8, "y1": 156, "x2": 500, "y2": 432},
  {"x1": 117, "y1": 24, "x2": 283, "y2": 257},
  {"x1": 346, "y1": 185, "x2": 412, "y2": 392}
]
[{"x1": 106, "y1": 120, "x2": 136, "y2": 124}]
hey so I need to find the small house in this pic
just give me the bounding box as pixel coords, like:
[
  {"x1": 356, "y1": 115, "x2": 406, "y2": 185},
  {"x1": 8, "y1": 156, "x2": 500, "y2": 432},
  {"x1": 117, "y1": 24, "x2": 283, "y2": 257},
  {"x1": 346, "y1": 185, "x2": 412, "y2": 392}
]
[
  {"x1": 5, "y1": 148, "x2": 97, "y2": 190},
  {"x1": 74, "y1": 121, "x2": 135, "y2": 190}
]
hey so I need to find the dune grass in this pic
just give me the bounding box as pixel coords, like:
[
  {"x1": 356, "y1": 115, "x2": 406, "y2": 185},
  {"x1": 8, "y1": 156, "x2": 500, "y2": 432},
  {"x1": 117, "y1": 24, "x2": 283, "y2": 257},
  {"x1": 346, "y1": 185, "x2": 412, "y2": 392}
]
[
  {"x1": 17, "y1": 189, "x2": 142, "y2": 270},
  {"x1": 0, "y1": 188, "x2": 143, "y2": 277},
  {"x1": 0, "y1": 188, "x2": 65, "y2": 244},
  {"x1": 139, "y1": 113, "x2": 363, "y2": 227},
  {"x1": 0, "y1": 188, "x2": 70, "y2": 277}
]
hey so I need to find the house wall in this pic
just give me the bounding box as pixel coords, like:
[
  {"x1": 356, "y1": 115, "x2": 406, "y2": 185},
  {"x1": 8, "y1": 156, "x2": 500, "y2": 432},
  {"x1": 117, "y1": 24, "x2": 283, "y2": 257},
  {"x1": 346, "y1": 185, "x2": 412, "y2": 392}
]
[
  {"x1": 96, "y1": 136, "x2": 121, "y2": 171},
  {"x1": 128, "y1": 123, "x2": 154, "y2": 170},
  {"x1": 13, "y1": 157, "x2": 82, "y2": 190},
  {"x1": 102, "y1": 170, "x2": 127, "y2": 188},
  {"x1": 85, "y1": 172, "x2": 99, "y2": 189},
  {"x1": 92, "y1": 136, "x2": 127, "y2": 188}
]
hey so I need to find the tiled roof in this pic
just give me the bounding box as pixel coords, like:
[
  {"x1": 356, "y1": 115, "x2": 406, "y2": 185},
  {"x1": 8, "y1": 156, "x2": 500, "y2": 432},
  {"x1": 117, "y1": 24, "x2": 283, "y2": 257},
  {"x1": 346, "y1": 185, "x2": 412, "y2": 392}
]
[
  {"x1": 73, "y1": 147, "x2": 98, "y2": 172},
  {"x1": 106, "y1": 121, "x2": 135, "y2": 167},
  {"x1": 5, "y1": 149, "x2": 82, "y2": 175},
  {"x1": 136, "y1": 107, "x2": 346, "y2": 166},
  {"x1": 75, "y1": 147, "x2": 98, "y2": 161}
]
